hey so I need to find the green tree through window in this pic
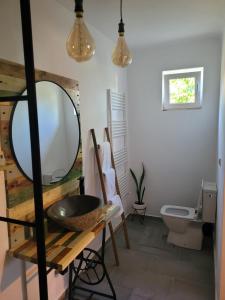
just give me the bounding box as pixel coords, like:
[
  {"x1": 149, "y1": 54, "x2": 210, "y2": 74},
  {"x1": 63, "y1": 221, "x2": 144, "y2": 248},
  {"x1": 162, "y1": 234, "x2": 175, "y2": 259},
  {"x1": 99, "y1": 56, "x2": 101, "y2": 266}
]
[{"x1": 169, "y1": 77, "x2": 195, "y2": 104}]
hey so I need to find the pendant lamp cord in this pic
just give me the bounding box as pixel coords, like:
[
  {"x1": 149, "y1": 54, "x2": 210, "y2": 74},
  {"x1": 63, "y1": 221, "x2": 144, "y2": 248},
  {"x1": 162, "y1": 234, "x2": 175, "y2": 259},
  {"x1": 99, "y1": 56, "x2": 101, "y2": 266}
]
[
  {"x1": 118, "y1": 0, "x2": 125, "y2": 33},
  {"x1": 120, "y1": 0, "x2": 123, "y2": 22}
]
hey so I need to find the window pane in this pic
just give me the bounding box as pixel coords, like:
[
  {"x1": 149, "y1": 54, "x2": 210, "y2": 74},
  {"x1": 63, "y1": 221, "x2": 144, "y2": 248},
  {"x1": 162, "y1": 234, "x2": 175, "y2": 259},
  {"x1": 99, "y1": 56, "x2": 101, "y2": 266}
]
[{"x1": 169, "y1": 77, "x2": 195, "y2": 104}]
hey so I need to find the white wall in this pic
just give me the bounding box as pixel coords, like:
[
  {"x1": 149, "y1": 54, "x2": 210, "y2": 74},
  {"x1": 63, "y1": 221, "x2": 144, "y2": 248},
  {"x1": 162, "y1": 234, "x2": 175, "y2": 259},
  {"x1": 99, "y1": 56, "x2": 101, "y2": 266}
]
[
  {"x1": 0, "y1": 0, "x2": 127, "y2": 299},
  {"x1": 216, "y1": 33, "x2": 225, "y2": 300},
  {"x1": 128, "y1": 35, "x2": 221, "y2": 216}
]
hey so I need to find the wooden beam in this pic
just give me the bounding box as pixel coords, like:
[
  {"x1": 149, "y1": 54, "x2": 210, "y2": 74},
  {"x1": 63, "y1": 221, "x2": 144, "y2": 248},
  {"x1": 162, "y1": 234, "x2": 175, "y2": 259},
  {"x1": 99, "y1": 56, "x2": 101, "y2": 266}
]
[
  {"x1": 90, "y1": 128, "x2": 120, "y2": 266},
  {"x1": 105, "y1": 127, "x2": 130, "y2": 249}
]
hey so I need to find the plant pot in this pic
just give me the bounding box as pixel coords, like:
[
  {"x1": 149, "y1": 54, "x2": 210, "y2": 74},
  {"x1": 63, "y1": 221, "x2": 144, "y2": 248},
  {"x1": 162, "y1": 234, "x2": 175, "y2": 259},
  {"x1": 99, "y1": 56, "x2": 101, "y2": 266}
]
[{"x1": 132, "y1": 202, "x2": 147, "y2": 210}]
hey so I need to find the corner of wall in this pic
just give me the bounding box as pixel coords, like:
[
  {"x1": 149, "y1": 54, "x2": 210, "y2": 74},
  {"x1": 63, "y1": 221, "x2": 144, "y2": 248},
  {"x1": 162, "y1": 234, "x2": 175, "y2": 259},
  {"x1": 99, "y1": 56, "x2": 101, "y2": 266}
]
[{"x1": 215, "y1": 30, "x2": 225, "y2": 300}]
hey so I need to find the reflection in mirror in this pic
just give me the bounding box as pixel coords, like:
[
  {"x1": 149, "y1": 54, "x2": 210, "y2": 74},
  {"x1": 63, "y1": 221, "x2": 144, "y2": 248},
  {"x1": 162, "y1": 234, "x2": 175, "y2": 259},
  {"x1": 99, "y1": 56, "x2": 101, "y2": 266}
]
[{"x1": 11, "y1": 81, "x2": 80, "y2": 185}]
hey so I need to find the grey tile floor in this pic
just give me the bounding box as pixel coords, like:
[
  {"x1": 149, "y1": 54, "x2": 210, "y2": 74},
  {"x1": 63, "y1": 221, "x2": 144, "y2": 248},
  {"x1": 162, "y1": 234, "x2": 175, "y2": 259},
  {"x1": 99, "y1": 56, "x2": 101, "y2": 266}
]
[{"x1": 73, "y1": 216, "x2": 215, "y2": 300}]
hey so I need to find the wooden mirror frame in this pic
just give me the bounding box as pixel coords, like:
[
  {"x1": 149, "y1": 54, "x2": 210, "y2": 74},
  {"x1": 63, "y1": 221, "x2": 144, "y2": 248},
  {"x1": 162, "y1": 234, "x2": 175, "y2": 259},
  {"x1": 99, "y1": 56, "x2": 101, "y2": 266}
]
[{"x1": 0, "y1": 59, "x2": 82, "y2": 247}]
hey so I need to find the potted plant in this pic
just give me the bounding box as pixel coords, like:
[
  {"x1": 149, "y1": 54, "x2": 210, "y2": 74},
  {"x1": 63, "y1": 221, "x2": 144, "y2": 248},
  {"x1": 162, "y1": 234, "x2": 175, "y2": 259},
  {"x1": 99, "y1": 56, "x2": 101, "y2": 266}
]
[{"x1": 130, "y1": 163, "x2": 146, "y2": 210}]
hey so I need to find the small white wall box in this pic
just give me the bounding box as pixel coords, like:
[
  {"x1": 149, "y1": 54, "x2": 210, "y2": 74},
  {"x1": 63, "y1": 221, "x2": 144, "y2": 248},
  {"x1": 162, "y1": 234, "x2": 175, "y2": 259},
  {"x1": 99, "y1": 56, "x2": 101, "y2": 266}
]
[{"x1": 202, "y1": 181, "x2": 217, "y2": 223}]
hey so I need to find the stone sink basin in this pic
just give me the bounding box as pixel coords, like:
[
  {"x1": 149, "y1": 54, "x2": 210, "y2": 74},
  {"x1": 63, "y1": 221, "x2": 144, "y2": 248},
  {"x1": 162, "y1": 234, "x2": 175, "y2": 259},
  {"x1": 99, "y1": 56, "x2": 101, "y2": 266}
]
[{"x1": 47, "y1": 195, "x2": 102, "y2": 232}]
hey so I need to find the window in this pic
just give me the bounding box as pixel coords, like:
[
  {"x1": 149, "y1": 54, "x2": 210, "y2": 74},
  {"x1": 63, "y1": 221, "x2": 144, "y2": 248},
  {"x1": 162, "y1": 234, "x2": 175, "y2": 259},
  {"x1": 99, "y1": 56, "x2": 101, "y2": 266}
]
[{"x1": 162, "y1": 67, "x2": 204, "y2": 110}]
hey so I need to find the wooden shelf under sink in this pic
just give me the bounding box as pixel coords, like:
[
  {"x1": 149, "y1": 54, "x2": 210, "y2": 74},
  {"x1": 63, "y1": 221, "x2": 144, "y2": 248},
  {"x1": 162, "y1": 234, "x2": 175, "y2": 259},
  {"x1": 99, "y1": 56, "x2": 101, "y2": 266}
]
[{"x1": 8, "y1": 204, "x2": 119, "y2": 272}]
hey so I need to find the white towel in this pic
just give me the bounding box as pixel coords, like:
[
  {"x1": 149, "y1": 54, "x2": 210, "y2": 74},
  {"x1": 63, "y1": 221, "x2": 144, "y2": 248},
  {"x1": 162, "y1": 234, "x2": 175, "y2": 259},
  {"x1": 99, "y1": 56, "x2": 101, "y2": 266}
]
[
  {"x1": 101, "y1": 141, "x2": 112, "y2": 174},
  {"x1": 111, "y1": 194, "x2": 124, "y2": 217},
  {"x1": 104, "y1": 168, "x2": 116, "y2": 198},
  {"x1": 85, "y1": 135, "x2": 101, "y2": 197},
  {"x1": 104, "y1": 168, "x2": 124, "y2": 218}
]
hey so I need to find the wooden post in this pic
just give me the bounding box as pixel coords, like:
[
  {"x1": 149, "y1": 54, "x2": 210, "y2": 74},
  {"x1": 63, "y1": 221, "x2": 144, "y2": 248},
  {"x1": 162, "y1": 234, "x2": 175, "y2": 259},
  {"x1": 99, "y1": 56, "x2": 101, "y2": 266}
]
[
  {"x1": 90, "y1": 129, "x2": 119, "y2": 266},
  {"x1": 105, "y1": 127, "x2": 130, "y2": 249}
]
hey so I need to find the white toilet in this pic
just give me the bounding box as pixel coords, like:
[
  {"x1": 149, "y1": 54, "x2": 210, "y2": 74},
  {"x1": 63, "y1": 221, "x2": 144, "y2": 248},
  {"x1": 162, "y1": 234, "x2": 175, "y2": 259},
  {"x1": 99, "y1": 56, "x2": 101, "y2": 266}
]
[{"x1": 160, "y1": 181, "x2": 217, "y2": 250}]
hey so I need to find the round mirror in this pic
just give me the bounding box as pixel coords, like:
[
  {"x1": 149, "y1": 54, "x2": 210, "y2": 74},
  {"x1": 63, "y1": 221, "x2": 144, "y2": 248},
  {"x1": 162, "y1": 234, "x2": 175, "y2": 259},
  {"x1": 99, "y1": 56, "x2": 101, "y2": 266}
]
[{"x1": 10, "y1": 81, "x2": 80, "y2": 185}]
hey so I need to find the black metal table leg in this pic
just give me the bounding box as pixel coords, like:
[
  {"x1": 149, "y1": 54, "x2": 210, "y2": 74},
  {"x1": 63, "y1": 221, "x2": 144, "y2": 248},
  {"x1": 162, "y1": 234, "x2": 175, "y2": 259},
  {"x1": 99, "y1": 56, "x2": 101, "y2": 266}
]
[
  {"x1": 68, "y1": 254, "x2": 84, "y2": 300},
  {"x1": 70, "y1": 227, "x2": 117, "y2": 299},
  {"x1": 72, "y1": 253, "x2": 84, "y2": 288},
  {"x1": 68, "y1": 263, "x2": 73, "y2": 300},
  {"x1": 101, "y1": 257, "x2": 117, "y2": 299},
  {"x1": 101, "y1": 227, "x2": 106, "y2": 262},
  {"x1": 101, "y1": 228, "x2": 117, "y2": 299}
]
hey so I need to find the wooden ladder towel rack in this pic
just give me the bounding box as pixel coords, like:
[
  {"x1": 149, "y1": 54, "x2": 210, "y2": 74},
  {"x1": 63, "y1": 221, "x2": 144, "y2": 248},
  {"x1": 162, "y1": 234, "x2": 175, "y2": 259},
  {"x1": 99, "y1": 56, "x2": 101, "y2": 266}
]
[{"x1": 90, "y1": 128, "x2": 130, "y2": 266}]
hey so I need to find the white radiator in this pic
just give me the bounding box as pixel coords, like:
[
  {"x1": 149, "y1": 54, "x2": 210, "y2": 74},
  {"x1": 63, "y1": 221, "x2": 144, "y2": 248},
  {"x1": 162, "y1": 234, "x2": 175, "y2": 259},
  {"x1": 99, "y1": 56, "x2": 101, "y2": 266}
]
[{"x1": 107, "y1": 90, "x2": 129, "y2": 210}]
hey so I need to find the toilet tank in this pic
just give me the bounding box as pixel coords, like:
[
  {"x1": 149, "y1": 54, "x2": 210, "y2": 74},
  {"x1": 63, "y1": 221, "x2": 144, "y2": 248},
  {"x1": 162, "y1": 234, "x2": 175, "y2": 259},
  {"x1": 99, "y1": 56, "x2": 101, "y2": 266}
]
[{"x1": 202, "y1": 181, "x2": 217, "y2": 223}]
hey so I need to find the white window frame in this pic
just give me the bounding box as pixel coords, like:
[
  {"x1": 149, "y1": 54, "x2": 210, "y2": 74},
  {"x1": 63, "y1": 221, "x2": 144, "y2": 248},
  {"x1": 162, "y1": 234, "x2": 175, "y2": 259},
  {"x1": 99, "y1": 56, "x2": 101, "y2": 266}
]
[{"x1": 162, "y1": 67, "x2": 204, "y2": 111}]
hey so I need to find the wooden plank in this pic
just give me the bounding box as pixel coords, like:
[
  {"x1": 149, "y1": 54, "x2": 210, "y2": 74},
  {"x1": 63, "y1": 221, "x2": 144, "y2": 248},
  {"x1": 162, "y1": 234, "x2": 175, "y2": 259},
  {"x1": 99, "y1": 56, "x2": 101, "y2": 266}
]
[
  {"x1": 9, "y1": 224, "x2": 25, "y2": 246},
  {"x1": 29, "y1": 233, "x2": 65, "y2": 259},
  {"x1": 0, "y1": 105, "x2": 14, "y2": 164},
  {"x1": 7, "y1": 178, "x2": 79, "y2": 247},
  {"x1": 9, "y1": 232, "x2": 64, "y2": 258},
  {"x1": 105, "y1": 127, "x2": 130, "y2": 250},
  {"x1": 46, "y1": 244, "x2": 66, "y2": 262},
  {"x1": 54, "y1": 232, "x2": 75, "y2": 246},
  {"x1": 1, "y1": 121, "x2": 10, "y2": 138},
  {"x1": 19, "y1": 241, "x2": 38, "y2": 258},
  {"x1": 0, "y1": 170, "x2": 9, "y2": 277},
  {"x1": 35, "y1": 71, "x2": 78, "y2": 90},
  {"x1": 30, "y1": 233, "x2": 66, "y2": 261},
  {"x1": 0, "y1": 59, "x2": 82, "y2": 249},
  {"x1": 52, "y1": 205, "x2": 120, "y2": 271},
  {"x1": 8, "y1": 205, "x2": 120, "y2": 271},
  {"x1": 0, "y1": 59, "x2": 26, "y2": 80},
  {"x1": 0, "y1": 58, "x2": 78, "y2": 89},
  {"x1": 0, "y1": 101, "x2": 15, "y2": 106},
  {"x1": 0, "y1": 91, "x2": 20, "y2": 97},
  {"x1": 4, "y1": 164, "x2": 25, "y2": 183},
  {"x1": 92, "y1": 222, "x2": 105, "y2": 236},
  {"x1": 8, "y1": 230, "x2": 95, "y2": 272},
  {"x1": 90, "y1": 128, "x2": 120, "y2": 266},
  {"x1": 56, "y1": 232, "x2": 95, "y2": 271},
  {"x1": 7, "y1": 178, "x2": 79, "y2": 221},
  {"x1": 0, "y1": 74, "x2": 25, "y2": 93},
  {"x1": 0, "y1": 106, "x2": 13, "y2": 121}
]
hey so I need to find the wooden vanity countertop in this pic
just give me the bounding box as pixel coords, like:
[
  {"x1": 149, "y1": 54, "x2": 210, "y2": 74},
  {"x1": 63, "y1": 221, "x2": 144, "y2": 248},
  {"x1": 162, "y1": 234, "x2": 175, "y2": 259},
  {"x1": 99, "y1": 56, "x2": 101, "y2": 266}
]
[{"x1": 8, "y1": 204, "x2": 119, "y2": 272}]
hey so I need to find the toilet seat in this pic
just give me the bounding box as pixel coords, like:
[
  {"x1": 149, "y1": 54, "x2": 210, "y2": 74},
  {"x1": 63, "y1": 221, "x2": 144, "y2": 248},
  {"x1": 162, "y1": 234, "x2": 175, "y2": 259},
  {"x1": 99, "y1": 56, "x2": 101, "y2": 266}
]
[{"x1": 160, "y1": 205, "x2": 195, "y2": 220}]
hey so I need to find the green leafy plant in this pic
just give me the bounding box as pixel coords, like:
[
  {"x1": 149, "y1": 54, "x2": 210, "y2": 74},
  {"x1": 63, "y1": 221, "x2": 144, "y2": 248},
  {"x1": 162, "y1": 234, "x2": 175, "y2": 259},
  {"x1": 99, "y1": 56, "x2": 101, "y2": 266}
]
[
  {"x1": 169, "y1": 77, "x2": 195, "y2": 104},
  {"x1": 130, "y1": 163, "x2": 146, "y2": 205}
]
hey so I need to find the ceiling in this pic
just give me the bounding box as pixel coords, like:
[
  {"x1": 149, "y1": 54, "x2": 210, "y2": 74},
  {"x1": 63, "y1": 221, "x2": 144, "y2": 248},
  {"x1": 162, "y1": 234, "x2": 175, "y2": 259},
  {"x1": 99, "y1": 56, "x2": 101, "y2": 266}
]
[{"x1": 57, "y1": 0, "x2": 225, "y2": 49}]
